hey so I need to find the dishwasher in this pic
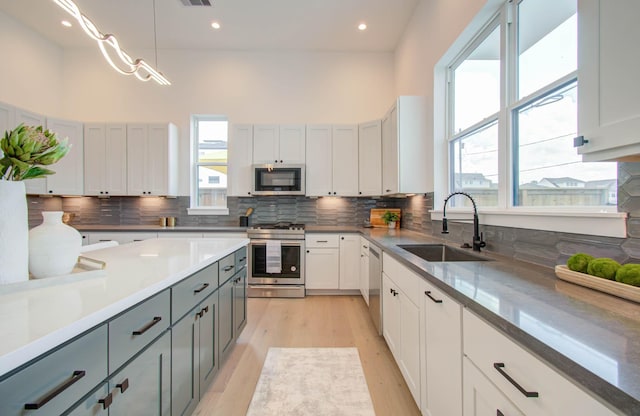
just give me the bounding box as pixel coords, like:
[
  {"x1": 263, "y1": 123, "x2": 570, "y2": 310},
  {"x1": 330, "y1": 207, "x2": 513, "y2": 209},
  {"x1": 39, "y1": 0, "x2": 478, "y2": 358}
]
[{"x1": 368, "y1": 244, "x2": 382, "y2": 335}]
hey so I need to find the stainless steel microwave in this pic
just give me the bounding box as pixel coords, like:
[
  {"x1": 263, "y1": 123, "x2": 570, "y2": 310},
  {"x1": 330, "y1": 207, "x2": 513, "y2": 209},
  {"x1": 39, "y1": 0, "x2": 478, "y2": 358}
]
[{"x1": 252, "y1": 164, "x2": 305, "y2": 195}]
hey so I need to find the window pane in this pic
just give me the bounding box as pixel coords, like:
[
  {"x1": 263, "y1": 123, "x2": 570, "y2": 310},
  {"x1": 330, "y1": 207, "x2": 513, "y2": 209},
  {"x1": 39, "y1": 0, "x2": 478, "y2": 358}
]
[
  {"x1": 451, "y1": 121, "x2": 499, "y2": 207},
  {"x1": 197, "y1": 165, "x2": 227, "y2": 208},
  {"x1": 518, "y1": 0, "x2": 577, "y2": 98},
  {"x1": 193, "y1": 117, "x2": 228, "y2": 209},
  {"x1": 197, "y1": 120, "x2": 228, "y2": 163},
  {"x1": 515, "y1": 82, "x2": 617, "y2": 206},
  {"x1": 454, "y1": 25, "x2": 500, "y2": 133}
]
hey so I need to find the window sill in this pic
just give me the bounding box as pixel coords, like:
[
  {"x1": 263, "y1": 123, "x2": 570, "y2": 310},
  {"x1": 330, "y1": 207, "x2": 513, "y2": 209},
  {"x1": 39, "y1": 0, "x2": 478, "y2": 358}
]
[
  {"x1": 187, "y1": 207, "x2": 229, "y2": 216},
  {"x1": 429, "y1": 208, "x2": 627, "y2": 238}
]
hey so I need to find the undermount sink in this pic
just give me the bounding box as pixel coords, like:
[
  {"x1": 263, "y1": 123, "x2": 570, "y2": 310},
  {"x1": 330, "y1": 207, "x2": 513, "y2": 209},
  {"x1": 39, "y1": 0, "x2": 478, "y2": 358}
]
[{"x1": 398, "y1": 244, "x2": 491, "y2": 262}]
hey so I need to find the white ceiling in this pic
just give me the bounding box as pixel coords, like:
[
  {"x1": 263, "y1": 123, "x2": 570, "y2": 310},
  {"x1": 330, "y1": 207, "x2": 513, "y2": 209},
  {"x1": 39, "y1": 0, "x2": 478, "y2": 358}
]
[{"x1": 0, "y1": 0, "x2": 420, "y2": 53}]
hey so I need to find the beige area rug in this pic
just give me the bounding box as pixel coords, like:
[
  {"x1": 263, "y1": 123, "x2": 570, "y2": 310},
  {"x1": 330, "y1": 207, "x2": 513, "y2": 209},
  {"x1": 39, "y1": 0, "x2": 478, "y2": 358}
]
[{"x1": 246, "y1": 347, "x2": 376, "y2": 416}]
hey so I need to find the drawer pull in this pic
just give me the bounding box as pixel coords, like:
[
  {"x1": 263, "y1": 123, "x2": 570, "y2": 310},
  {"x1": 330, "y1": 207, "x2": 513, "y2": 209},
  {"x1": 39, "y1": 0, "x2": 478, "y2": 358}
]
[
  {"x1": 316, "y1": 240, "x2": 328, "y2": 243},
  {"x1": 493, "y1": 363, "x2": 539, "y2": 398},
  {"x1": 390, "y1": 288, "x2": 398, "y2": 296},
  {"x1": 198, "y1": 305, "x2": 209, "y2": 318},
  {"x1": 194, "y1": 283, "x2": 210, "y2": 294},
  {"x1": 424, "y1": 291, "x2": 443, "y2": 303},
  {"x1": 223, "y1": 265, "x2": 235, "y2": 272},
  {"x1": 132, "y1": 316, "x2": 162, "y2": 335},
  {"x1": 239, "y1": 256, "x2": 247, "y2": 262},
  {"x1": 98, "y1": 392, "x2": 113, "y2": 409},
  {"x1": 24, "y1": 370, "x2": 86, "y2": 409},
  {"x1": 116, "y1": 378, "x2": 129, "y2": 393}
]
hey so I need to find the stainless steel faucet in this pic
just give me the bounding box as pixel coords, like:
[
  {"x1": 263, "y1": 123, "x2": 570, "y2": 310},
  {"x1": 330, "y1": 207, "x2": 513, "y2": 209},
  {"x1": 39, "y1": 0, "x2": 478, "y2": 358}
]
[{"x1": 442, "y1": 191, "x2": 486, "y2": 252}]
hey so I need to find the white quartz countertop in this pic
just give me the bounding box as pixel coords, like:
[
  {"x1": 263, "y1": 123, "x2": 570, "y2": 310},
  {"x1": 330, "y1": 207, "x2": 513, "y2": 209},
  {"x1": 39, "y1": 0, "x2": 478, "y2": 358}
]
[{"x1": 0, "y1": 237, "x2": 249, "y2": 377}]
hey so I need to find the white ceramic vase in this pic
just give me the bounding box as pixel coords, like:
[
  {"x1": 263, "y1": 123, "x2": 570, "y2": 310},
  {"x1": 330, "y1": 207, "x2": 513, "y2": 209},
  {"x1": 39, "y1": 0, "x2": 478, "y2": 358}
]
[
  {"x1": 388, "y1": 221, "x2": 396, "y2": 229},
  {"x1": 29, "y1": 211, "x2": 82, "y2": 278},
  {"x1": 0, "y1": 181, "x2": 29, "y2": 284}
]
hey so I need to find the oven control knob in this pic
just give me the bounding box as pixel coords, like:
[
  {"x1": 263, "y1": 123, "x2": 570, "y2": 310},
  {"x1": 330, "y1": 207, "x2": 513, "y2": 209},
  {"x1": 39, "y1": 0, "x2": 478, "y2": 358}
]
[{"x1": 291, "y1": 266, "x2": 297, "y2": 272}]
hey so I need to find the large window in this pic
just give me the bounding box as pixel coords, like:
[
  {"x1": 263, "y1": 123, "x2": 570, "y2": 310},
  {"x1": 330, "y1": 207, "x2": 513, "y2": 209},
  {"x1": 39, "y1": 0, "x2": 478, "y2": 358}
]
[
  {"x1": 191, "y1": 115, "x2": 228, "y2": 210},
  {"x1": 447, "y1": 0, "x2": 616, "y2": 209}
]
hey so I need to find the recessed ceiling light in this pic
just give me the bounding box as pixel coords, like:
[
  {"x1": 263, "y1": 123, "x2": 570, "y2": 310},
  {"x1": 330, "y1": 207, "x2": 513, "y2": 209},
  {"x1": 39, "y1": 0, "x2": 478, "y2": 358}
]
[
  {"x1": 211, "y1": 21, "x2": 221, "y2": 29},
  {"x1": 358, "y1": 23, "x2": 367, "y2": 31},
  {"x1": 61, "y1": 20, "x2": 72, "y2": 27}
]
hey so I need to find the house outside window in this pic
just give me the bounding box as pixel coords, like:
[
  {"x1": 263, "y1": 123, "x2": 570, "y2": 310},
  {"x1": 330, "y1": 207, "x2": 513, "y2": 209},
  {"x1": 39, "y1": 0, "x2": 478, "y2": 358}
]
[
  {"x1": 190, "y1": 115, "x2": 228, "y2": 212},
  {"x1": 447, "y1": 0, "x2": 616, "y2": 209}
]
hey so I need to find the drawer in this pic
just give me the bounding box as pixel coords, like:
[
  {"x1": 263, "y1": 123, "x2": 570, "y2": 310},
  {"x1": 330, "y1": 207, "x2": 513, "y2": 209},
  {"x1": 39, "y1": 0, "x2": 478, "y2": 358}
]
[
  {"x1": 235, "y1": 246, "x2": 248, "y2": 270},
  {"x1": 382, "y1": 252, "x2": 422, "y2": 306},
  {"x1": 463, "y1": 310, "x2": 615, "y2": 416},
  {"x1": 305, "y1": 234, "x2": 339, "y2": 248},
  {"x1": 109, "y1": 290, "x2": 170, "y2": 372},
  {"x1": 219, "y1": 253, "x2": 236, "y2": 284},
  {"x1": 0, "y1": 325, "x2": 108, "y2": 416},
  {"x1": 172, "y1": 262, "x2": 218, "y2": 324}
]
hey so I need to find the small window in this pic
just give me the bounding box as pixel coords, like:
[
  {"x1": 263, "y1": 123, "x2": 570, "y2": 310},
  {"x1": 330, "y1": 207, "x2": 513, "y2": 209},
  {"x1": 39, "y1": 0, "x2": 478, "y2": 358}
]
[{"x1": 191, "y1": 116, "x2": 228, "y2": 209}]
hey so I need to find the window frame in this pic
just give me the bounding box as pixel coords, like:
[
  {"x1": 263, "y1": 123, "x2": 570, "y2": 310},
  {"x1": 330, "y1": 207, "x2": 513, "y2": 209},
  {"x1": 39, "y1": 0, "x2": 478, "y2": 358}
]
[{"x1": 188, "y1": 114, "x2": 230, "y2": 216}]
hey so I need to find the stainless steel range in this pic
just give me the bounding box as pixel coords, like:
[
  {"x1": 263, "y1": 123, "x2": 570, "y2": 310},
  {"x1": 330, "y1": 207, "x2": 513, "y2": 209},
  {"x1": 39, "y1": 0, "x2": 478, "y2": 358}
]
[{"x1": 247, "y1": 222, "x2": 305, "y2": 298}]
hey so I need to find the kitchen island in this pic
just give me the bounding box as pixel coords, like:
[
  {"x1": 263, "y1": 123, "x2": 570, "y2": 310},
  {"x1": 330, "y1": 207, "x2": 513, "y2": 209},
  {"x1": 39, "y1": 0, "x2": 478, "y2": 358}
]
[{"x1": 0, "y1": 237, "x2": 248, "y2": 415}]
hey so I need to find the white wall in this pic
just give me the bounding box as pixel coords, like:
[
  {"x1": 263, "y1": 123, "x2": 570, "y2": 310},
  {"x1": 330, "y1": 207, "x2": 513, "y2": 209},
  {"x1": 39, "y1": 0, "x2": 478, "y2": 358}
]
[{"x1": 0, "y1": 11, "x2": 64, "y2": 117}]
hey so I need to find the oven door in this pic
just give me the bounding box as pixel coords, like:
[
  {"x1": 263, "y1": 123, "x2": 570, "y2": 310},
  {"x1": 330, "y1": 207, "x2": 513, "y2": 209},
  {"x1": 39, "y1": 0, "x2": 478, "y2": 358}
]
[{"x1": 248, "y1": 239, "x2": 305, "y2": 285}]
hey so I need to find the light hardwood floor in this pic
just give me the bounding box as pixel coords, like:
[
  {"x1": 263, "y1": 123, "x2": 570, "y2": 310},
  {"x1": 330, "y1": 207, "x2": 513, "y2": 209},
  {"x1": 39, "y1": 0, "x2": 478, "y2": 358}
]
[{"x1": 193, "y1": 295, "x2": 421, "y2": 416}]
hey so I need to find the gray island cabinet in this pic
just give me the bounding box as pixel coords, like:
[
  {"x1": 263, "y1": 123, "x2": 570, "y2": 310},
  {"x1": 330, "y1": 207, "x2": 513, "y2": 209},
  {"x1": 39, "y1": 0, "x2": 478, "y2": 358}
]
[{"x1": 0, "y1": 238, "x2": 248, "y2": 416}]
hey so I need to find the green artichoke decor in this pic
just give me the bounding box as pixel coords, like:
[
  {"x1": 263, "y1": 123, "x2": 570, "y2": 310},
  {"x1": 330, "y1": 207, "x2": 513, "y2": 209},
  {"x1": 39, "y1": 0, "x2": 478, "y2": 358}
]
[{"x1": 0, "y1": 124, "x2": 70, "y2": 181}]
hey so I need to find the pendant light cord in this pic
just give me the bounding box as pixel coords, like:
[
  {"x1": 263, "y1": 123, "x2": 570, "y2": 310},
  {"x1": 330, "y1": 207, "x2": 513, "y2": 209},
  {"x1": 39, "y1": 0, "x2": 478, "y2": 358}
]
[{"x1": 153, "y1": 0, "x2": 158, "y2": 69}]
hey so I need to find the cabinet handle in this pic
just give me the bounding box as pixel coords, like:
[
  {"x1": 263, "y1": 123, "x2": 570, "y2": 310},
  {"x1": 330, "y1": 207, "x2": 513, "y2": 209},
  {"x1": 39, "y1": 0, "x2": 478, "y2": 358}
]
[
  {"x1": 497, "y1": 410, "x2": 504, "y2": 416},
  {"x1": 24, "y1": 370, "x2": 86, "y2": 409},
  {"x1": 493, "y1": 363, "x2": 539, "y2": 398},
  {"x1": 194, "y1": 283, "x2": 210, "y2": 294},
  {"x1": 223, "y1": 265, "x2": 235, "y2": 272},
  {"x1": 116, "y1": 378, "x2": 129, "y2": 393},
  {"x1": 573, "y1": 135, "x2": 589, "y2": 147},
  {"x1": 424, "y1": 291, "x2": 443, "y2": 303},
  {"x1": 197, "y1": 305, "x2": 209, "y2": 318},
  {"x1": 98, "y1": 392, "x2": 113, "y2": 409},
  {"x1": 316, "y1": 240, "x2": 328, "y2": 243},
  {"x1": 132, "y1": 316, "x2": 162, "y2": 335},
  {"x1": 385, "y1": 189, "x2": 391, "y2": 192},
  {"x1": 239, "y1": 257, "x2": 247, "y2": 262},
  {"x1": 390, "y1": 288, "x2": 398, "y2": 296}
]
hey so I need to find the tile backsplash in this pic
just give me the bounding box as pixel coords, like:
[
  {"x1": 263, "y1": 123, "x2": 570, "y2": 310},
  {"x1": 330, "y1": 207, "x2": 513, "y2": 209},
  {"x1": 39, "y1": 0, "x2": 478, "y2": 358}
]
[{"x1": 26, "y1": 162, "x2": 640, "y2": 270}]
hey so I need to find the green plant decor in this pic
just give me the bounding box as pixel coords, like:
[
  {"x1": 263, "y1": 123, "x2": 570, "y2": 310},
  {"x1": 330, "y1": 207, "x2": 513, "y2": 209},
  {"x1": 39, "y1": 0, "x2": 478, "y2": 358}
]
[
  {"x1": 381, "y1": 210, "x2": 400, "y2": 224},
  {"x1": 0, "y1": 124, "x2": 70, "y2": 181}
]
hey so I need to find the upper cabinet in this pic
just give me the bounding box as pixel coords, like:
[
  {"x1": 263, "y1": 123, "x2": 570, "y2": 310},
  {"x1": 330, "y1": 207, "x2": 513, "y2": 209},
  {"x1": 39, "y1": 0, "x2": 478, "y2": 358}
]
[
  {"x1": 43, "y1": 118, "x2": 84, "y2": 196},
  {"x1": 382, "y1": 96, "x2": 431, "y2": 195},
  {"x1": 305, "y1": 125, "x2": 333, "y2": 196},
  {"x1": 84, "y1": 123, "x2": 128, "y2": 196},
  {"x1": 358, "y1": 120, "x2": 382, "y2": 196},
  {"x1": 127, "y1": 123, "x2": 178, "y2": 197},
  {"x1": 331, "y1": 125, "x2": 359, "y2": 196},
  {"x1": 228, "y1": 124, "x2": 254, "y2": 197},
  {"x1": 15, "y1": 108, "x2": 47, "y2": 194},
  {"x1": 577, "y1": 0, "x2": 640, "y2": 161},
  {"x1": 253, "y1": 124, "x2": 305, "y2": 164}
]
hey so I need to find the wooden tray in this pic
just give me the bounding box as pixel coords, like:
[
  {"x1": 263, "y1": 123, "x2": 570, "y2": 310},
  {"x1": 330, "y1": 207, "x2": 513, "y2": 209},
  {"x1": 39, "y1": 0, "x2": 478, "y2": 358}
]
[
  {"x1": 555, "y1": 265, "x2": 640, "y2": 304},
  {"x1": 369, "y1": 208, "x2": 401, "y2": 228}
]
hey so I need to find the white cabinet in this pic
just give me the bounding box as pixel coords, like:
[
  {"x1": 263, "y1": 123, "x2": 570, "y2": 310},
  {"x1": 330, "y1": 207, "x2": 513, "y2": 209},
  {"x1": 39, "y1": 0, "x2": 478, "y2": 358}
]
[
  {"x1": 228, "y1": 124, "x2": 253, "y2": 197},
  {"x1": 0, "y1": 101, "x2": 15, "y2": 142},
  {"x1": 382, "y1": 253, "x2": 422, "y2": 406},
  {"x1": 338, "y1": 234, "x2": 360, "y2": 290},
  {"x1": 84, "y1": 124, "x2": 128, "y2": 196},
  {"x1": 305, "y1": 234, "x2": 339, "y2": 290},
  {"x1": 305, "y1": 124, "x2": 359, "y2": 196},
  {"x1": 381, "y1": 96, "x2": 431, "y2": 195},
  {"x1": 359, "y1": 237, "x2": 370, "y2": 304},
  {"x1": 87, "y1": 232, "x2": 158, "y2": 245},
  {"x1": 463, "y1": 309, "x2": 616, "y2": 416},
  {"x1": 43, "y1": 118, "x2": 84, "y2": 195},
  {"x1": 127, "y1": 123, "x2": 178, "y2": 196},
  {"x1": 253, "y1": 124, "x2": 305, "y2": 164},
  {"x1": 421, "y1": 281, "x2": 462, "y2": 416},
  {"x1": 463, "y1": 357, "x2": 525, "y2": 416},
  {"x1": 358, "y1": 120, "x2": 382, "y2": 196},
  {"x1": 577, "y1": 0, "x2": 640, "y2": 162},
  {"x1": 15, "y1": 108, "x2": 47, "y2": 194}
]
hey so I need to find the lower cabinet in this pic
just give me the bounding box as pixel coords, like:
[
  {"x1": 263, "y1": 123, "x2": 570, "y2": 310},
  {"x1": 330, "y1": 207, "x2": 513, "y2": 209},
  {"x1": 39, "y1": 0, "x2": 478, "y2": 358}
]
[
  {"x1": 172, "y1": 291, "x2": 219, "y2": 416},
  {"x1": 339, "y1": 234, "x2": 360, "y2": 290},
  {"x1": 219, "y1": 276, "x2": 235, "y2": 362},
  {"x1": 305, "y1": 247, "x2": 340, "y2": 290},
  {"x1": 233, "y1": 267, "x2": 248, "y2": 335},
  {"x1": 359, "y1": 237, "x2": 370, "y2": 305},
  {"x1": 463, "y1": 357, "x2": 524, "y2": 416}
]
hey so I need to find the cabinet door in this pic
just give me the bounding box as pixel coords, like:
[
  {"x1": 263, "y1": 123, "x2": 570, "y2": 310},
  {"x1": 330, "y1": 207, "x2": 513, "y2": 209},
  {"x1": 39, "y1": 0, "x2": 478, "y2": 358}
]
[
  {"x1": 147, "y1": 124, "x2": 171, "y2": 195},
  {"x1": 105, "y1": 124, "x2": 128, "y2": 195},
  {"x1": 45, "y1": 118, "x2": 84, "y2": 195},
  {"x1": 16, "y1": 108, "x2": 47, "y2": 194},
  {"x1": 423, "y1": 284, "x2": 462, "y2": 416},
  {"x1": 171, "y1": 308, "x2": 199, "y2": 416},
  {"x1": 305, "y1": 125, "x2": 332, "y2": 196},
  {"x1": 126, "y1": 124, "x2": 147, "y2": 196},
  {"x1": 382, "y1": 273, "x2": 400, "y2": 357},
  {"x1": 228, "y1": 124, "x2": 253, "y2": 197},
  {"x1": 339, "y1": 234, "x2": 360, "y2": 290},
  {"x1": 83, "y1": 124, "x2": 107, "y2": 196},
  {"x1": 359, "y1": 238, "x2": 369, "y2": 304},
  {"x1": 233, "y1": 268, "x2": 247, "y2": 336},
  {"x1": 253, "y1": 124, "x2": 279, "y2": 164},
  {"x1": 463, "y1": 357, "x2": 525, "y2": 416},
  {"x1": 577, "y1": 0, "x2": 640, "y2": 162},
  {"x1": 332, "y1": 125, "x2": 359, "y2": 196},
  {"x1": 219, "y1": 276, "x2": 235, "y2": 361},
  {"x1": 279, "y1": 124, "x2": 306, "y2": 163},
  {"x1": 358, "y1": 120, "x2": 382, "y2": 196},
  {"x1": 305, "y1": 247, "x2": 339, "y2": 289},
  {"x1": 109, "y1": 332, "x2": 170, "y2": 416},
  {"x1": 66, "y1": 383, "x2": 109, "y2": 416},
  {"x1": 381, "y1": 106, "x2": 398, "y2": 195},
  {"x1": 0, "y1": 102, "x2": 15, "y2": 159},
  {"x1": 198, "y1": 292, "x2": 219, "y2": 398},
  {"x1": 399, "y1": 291, "x2": 421, "y2": 405}
]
